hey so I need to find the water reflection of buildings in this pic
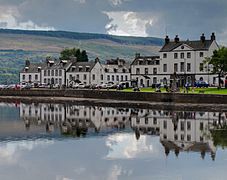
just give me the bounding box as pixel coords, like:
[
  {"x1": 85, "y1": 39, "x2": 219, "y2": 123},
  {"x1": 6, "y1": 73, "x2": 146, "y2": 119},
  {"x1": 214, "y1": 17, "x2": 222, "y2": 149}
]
[
  {"x1": 20, "y1": 103, "x2": 131, "y2": 136},
  {"x1": 131, "y1": 109, "x2": 227, "y2": 160}
]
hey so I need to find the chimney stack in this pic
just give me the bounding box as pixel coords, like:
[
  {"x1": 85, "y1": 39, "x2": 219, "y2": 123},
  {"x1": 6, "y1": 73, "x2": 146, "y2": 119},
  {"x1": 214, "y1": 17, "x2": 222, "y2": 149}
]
[
  {"x1": 25, "y1": 60, "x2": 30, "y2": 67},
  {"x1": 200, "y1": 33, "x2": 206, "y2": 43},
  {"x1": 174, "y1": 35, "x2": 180, "y2": 43},
  {"x1": 135, "y1": 53, "x2": 140, "y2": 58},
  {"x1": 165, "y1": 35, "x2": 170, "y2": 44},
  {"x1": 211, "y1": 32, "x2": 216, "y2": 41}
]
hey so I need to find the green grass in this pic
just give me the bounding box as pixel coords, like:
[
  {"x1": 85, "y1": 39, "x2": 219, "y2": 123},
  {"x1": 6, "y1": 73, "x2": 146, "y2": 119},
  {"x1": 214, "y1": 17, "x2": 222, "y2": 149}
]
[{"x1": 118, "y1": 87, "x2": 227, "y2": 95}]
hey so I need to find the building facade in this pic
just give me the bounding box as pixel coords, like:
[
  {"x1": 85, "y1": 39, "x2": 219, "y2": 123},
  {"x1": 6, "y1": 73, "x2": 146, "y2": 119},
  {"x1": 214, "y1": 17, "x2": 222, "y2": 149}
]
[{"x1": 159, "y1": 33, "x2": 219, "y2": 86}]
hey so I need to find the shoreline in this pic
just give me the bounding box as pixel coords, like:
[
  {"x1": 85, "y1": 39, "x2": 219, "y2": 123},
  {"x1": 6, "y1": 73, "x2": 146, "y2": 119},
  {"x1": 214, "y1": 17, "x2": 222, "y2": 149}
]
[{"x1": 1, "y1": 96, "x2": 227, "y2": 112}]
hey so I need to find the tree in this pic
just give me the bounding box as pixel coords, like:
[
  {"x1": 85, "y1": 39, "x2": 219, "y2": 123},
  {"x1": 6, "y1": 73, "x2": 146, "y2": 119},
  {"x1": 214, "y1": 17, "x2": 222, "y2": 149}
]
[
  {"x1": 80, "y1": 50, "x2": 88, "y2": 62},
  {"x1": 60, "y1": 48, "x2": 88, "y2": 62},
  {"x1": 204, "y1": 47, "x2": 227, "y2": 88}
]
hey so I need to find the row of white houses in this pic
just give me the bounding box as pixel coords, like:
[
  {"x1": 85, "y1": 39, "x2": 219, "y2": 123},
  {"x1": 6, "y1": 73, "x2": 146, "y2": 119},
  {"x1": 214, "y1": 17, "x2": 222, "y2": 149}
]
[
  {"x1": 20, "y1": 33, "x2": 220, "y2": 87},
  {"x1": 19, "y1": 102, "x2": 227, "y2": 159}
]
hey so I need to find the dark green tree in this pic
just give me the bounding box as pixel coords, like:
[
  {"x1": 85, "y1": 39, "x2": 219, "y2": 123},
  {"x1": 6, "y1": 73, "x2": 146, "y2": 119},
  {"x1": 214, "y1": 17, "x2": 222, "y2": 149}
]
[
  {"x1": 204, "y1": 47, "x2": 227, "y2": 88},
  {"x1": 80, "y1": 50, "x2": 88, "y2": 62},
  {"x1": 60, "y1": 48, "x2": 88, "y2": 62}
]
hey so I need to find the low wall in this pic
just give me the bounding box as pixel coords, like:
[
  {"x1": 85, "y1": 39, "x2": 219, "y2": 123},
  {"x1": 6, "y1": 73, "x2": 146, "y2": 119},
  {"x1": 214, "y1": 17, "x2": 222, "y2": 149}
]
[{"x1": 0, "y1": 89, "x2": 227, "y2": 104}]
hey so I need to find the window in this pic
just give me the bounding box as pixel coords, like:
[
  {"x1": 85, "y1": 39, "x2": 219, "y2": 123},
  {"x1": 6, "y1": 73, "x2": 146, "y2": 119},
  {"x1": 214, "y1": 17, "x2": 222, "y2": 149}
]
[
  {"x1": 153, "y1": 68, "x2": 157, "y2": 74},
  {"x1": 92, "y1": 74, "x2": 95, "y2": 81},
  {"x1": 125, "y1": 76, "x2": 128, "y2": 81},
  {"x1": 101, "y1": 74, "x2": 104, "y2": 81},
  {"x1": 44, "y1": 70, "x2": 47, "y2": 76},
  {"x1": 174, "y1": 63, "x2": 178, "y2": 72},
  {"x1": 48, "y1": 70, "x2": 50, "y2": 76},
  {"x1": 84, "y1": 74, "x2": 87, "y2": 80},
  {"x1": 116, "y1": 75, "x2": 119, "y2": 81},
  {"x1": 145, "y1": 68, "x2": 148, "y2": 74},
  {"x1": 180, "y1": 62, "x2": 185, "y2": 72},
  {"x1": 180, "y1": 121, "x2": 185, "y2": 131},
  {"x1": 136, "y1": 68, "x2": 140, "y2": 74},
  {"x1": 35, "y1": 74, "x2": 38, "y2": 80},
  {"x1": 76, "y1": 74, "x2": 79, "y2": 80},
  {"x1": 153, "y1": 77, "x2": 157, "y2": 84},
  {"x1": 187, "y1": 52, "x2": 191, "y2": 58},
  {"x1": 180, "y1": 53, "x2": 184, "y2": 59},
  {"x1": 187, "y1": 135, "x2": 191, "y2": 141},
  {"x1": 200, "y1": 122, "x2": 204, "y2": 130},
  {"x1": 163, "y1": 121, "x2": 167, "y2": 129},
  {"x1": 187, "y1": 63, "x2": 191, "y2": 72},
  {"x1": 174, "y1": 53, "x2": 178, "y2": 59},
  {"x1": 55, "y1": 70, "x2": 58, "y2": 76},
  {"x1": 153, "y1": 117, "x2": 157, "y2": 124},
  {"x1": 163, "y1": 64, "x2": 167, "y2": 72},
  {"x1": 200, "y1": 52, "x2": 204, "y2": 57},
  {"x1": 199, "y1": 63, "x2": 204, "y2": 71},
  {"x1": 59, "y1": 70, "x2": 62, "y2": 76},
  {"x1": 121, "y1": 75, "x2": 123, "y2": 81},
  {"x1": 145, "y1": 118, "x2": 148, "y2": 124},
  {"x1": 114, "y1": 68, "x2": 117, "y2": 73},
  {"x1": 22, "y1": 75, "x2": 25, "y2": 80},
  {"x1": 29, "y1": 75, "x2": 32, "y2": 81},
  {"x1": 44, "y1": 78, "x2": 47, "y2": 83},
  {"x1": 187, "y1": 121, "x2": 191, "y2": 130},
  {"x1": 107, "y1": 75, "x2": 110, "y2": 81},
  {"x1": 51, "y1": 70, "x2": 54, "y2": 76},
  {"x1": 112, "y1": 75, "x2": 114, "y2": 81},
  {"x1": 59, "y1": 79, "x2": 62, "y2": 85},
  {"x1": 163, "y1": 53, "x2": 167, "y2": 58}
]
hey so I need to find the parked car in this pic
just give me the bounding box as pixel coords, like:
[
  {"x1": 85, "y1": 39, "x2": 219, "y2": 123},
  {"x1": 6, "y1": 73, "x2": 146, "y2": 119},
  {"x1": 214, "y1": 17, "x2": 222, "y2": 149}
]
[
  {"x1": 194, "y1": 81, "x2": 209, "y2": 88},
  {"x1": 75, "y1": 83, "x2": 86, "y2": 89},
  {"x1": 0, "y1": 84, "x2": 7, "y2": 90},
  {"x1": 38, "y1": 83, "x2": 49, "y2": 88}
]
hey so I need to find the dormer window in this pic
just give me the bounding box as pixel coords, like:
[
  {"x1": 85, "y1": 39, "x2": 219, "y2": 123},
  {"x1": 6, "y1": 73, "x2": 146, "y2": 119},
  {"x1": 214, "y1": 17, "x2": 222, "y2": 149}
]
[
  {"x1": 200, "y1": 52, "x2": 204, "y2": 57},
  {"x1": 86, "y1": 66, "x2": 90, "y2": 72},
  {"x1": 114, "y1": 68, "x2": 117, "y2": 73},
  {"x1": 122, "y1": 69, "x2": 126, "y2": 73},
  {"x1": 38, "y1": 67, "x2": 41, "y2": 72},
  {"x1": 79, "y1": 66, "x2": 83, "y2": 72},
  {"x1": 25, "y1": 67, "x2": 29, "y2": 71},
  {"x1": 105, "y1": 68, "x2": 109, "y2": 73}
]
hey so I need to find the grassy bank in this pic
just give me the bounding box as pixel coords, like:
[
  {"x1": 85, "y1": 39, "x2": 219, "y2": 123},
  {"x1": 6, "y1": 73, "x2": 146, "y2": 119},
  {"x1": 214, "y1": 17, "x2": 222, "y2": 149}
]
[{"x1": 119, "y1": 87, "x2": 227, "y2": 94}]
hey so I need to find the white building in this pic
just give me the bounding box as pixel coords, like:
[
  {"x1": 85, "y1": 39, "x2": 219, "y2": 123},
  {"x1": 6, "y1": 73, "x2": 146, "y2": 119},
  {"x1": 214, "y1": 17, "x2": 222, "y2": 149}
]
[
  {"x1": 103, "y1": 58, "x2": 131, "y2": 86},
  {"x1": 131, "y1": 54, "x2": 160, "y2": 87},
  {"x1": 41, "y1": 58, "x2": 73, "y2": 87},
  {"x1": 20, "y1": 60, "x2": 43, "y2": 85},
  {"x1": 66, "y1": 58, "x2": 104, "y2": 86},
  {"x1": 159, "y1": 33, "x2": 219, "y2": 86}
]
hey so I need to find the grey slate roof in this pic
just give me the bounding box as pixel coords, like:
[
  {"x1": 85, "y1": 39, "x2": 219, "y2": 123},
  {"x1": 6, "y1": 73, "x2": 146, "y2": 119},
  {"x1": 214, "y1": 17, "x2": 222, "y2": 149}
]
[
  {"x1": 67, "y1": 61, "x2": 96, "y2": 73},
  {"x1": 43, "y1": 59, "x2": 73, "y2": 70},
  {"x1": 20, "y1": 63, "x2": 44, "y2": 73},
  {"x1": 160, "y1": 40, "x2": 214, "y2": 52},
  {"x1": 131, "y1": 56, "x2": 160, "y2": 66}
]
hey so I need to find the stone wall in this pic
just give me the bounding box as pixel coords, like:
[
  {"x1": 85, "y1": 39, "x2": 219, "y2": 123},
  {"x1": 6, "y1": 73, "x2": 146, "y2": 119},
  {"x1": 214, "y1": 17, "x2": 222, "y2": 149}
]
[{"x1": 0, "y1": 89, "x2": 227, "y2": 104}]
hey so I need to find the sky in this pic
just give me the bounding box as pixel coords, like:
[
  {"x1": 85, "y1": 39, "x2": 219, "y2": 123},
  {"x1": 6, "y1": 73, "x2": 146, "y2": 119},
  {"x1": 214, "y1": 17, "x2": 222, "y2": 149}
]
[{"x1": 0, "y1": 0, "x2": 227, "y2": 44}]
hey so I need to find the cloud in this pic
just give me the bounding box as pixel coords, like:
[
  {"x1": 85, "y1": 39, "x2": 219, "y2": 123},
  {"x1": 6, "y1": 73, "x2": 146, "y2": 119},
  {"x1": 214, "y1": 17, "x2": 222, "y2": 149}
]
[
  {"x1": 104, "y1": 11, "x2": 154, "y2": 37},
  {"x1": 0, "y1": 0, "x2": 227, "y2": 44},
  {"x1": 108, "y1": 0, "x2": 131, "y2": 6},
  {"x1": 0, "y1": 140, "x2": 53, "y2": 165},
  {"x1": 105, "y1": 133, "x2": 161, "y2": 159},
  {"x1": 0, "y1": 5, "x2": 54, "y2": 30}
]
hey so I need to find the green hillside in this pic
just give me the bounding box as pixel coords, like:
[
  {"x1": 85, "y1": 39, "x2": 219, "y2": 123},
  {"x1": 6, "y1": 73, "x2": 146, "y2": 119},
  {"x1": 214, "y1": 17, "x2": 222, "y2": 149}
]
[{"x1": 0, "y1": 29, "x2": 163, "y2": 84}]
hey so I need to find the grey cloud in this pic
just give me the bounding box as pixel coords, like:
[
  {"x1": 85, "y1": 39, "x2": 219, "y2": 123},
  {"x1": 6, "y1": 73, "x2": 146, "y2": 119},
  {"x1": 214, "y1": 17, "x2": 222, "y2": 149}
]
[{"x1": 0, "y1": 0, "x2": 226, "y2": 44}]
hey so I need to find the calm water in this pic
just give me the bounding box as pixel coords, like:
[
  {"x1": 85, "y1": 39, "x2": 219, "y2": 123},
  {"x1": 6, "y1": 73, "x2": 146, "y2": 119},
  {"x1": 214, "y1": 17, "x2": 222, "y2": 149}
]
[{"x1": 0, "y1": 102, "x2": 227, "y2": 180}]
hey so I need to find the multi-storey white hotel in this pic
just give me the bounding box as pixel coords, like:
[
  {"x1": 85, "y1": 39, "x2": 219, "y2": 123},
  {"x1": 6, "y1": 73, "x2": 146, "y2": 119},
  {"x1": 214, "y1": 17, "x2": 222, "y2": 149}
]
[{"x1": 20, "y1": 32, "x2": 220, "y2": 87}]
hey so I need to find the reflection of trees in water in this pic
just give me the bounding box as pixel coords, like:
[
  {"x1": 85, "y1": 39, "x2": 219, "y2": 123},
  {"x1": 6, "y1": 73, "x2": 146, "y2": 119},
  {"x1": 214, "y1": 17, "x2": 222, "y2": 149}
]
[{"x1": 211, "y1": 112, "x2": 227, "y2": 148}]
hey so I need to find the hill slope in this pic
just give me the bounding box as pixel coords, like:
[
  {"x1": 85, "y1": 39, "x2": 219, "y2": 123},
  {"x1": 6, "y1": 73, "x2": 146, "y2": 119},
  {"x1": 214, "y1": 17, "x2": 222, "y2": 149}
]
[{"x1": 0, "y1": 29, "x2": 163, "y2": 84}]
